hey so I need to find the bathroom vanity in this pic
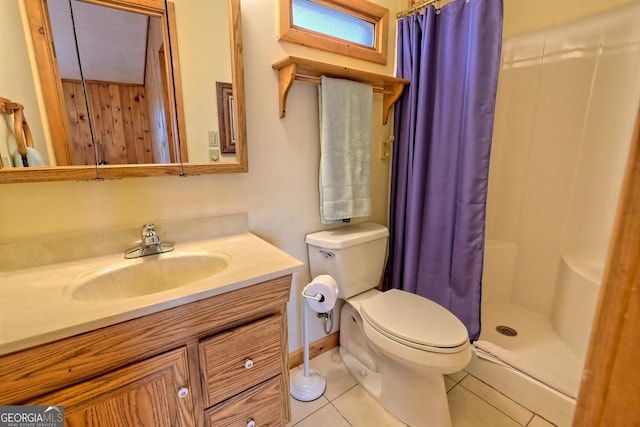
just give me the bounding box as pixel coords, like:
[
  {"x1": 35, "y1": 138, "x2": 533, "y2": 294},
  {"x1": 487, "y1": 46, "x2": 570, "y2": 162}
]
[
  {"x1": 0, "y1": 215, "x2": 302, "y2": 426},
  {"x1": 0, "y1": 276, "x2": 291, "y2": 426}
]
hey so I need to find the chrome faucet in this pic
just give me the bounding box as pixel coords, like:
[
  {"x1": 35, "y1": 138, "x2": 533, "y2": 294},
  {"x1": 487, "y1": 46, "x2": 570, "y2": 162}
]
[{"x1": 124, "y1": 223, "x2": 174, "y2": 259}]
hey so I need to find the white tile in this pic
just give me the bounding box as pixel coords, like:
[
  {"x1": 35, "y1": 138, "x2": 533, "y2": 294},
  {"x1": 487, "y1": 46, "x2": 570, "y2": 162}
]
[
  {"x1": 291, "y1": 403, "x2": 353, "y2": 427},
  {"x1": 298, "y1": 349, "x2": 550, "y2": 427},
  {"x1": 446, "y1": 370, "x2": 468, "y2": 384},
  {"x1": 332, "y1": 385, "x2": 407, "y2": 427},
  {"x1": 448, "y1": 385, "x2": 521, "y2": 427},
  {"x1": 288, "y1": 366, "x2": 331, "y2": 427},
  {"x1": 308, "y1": 347, "x2": 357, "y2": 400},
  {"x1": 460, "y1": 375, "x2": 533, "y2": 425},
  {"x1": 445, "y1": 376, "x2": 457, "y2": 391},
  {"x1": 527, "y1": 415, "x2": 557, "y2": 427}
]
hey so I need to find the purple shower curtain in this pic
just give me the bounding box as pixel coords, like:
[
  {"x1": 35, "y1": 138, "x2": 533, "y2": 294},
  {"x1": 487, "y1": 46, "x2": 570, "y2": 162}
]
[{"x1": 383, "y1": 0, "x2": 503, "y2": 341}]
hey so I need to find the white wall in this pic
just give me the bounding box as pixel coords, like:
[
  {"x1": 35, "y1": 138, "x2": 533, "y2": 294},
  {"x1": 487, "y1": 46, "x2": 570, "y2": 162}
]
[
  {"x1": 503, "y1": 0, "x2": 636, "y2": 37},
  {"x1": 0, "y1": 0, "x2": 405, "y2": 352},
  {"x1": 486, "y1": 1, "x2": 640, "y2": 315}
]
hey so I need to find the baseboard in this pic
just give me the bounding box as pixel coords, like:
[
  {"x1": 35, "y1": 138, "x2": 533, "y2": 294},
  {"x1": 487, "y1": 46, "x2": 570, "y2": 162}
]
[{"x1": 288, "y1": 331, "x2": 339, "y2": 370}]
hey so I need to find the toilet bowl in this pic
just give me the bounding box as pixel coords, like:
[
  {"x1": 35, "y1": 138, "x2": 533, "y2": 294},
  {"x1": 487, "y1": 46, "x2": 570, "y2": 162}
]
[
  {"x1": 306, "y1": 223, "x2": 472, "y2": 427},
  {"x1": 340, "y1": 289, "x2": 471, "y2": 427}
]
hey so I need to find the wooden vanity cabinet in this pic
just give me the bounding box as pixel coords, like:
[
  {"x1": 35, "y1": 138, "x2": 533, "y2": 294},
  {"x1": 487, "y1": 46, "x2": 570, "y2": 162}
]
[
  {"x1": 29, "y1": 347, "x2": 195, "y2": 426},
  {"x1": 0, "y1": 275, "x2": 292, "y2": 427}
]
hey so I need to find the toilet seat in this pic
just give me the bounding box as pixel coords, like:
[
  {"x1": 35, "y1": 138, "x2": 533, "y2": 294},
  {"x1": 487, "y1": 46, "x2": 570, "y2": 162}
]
[{"x1": 360, "y1": 289, "x2": 469, "y2": 354}]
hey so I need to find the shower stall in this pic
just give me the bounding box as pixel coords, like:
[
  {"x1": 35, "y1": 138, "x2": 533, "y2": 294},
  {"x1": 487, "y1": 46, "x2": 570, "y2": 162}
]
[{"x1": 465, "y1": 3, "x2": 640, "y2": 426}]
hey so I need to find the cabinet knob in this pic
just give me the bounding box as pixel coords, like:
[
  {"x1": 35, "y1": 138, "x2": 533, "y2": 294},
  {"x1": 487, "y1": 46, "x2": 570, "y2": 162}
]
[
  {"x1": 246, "y1": 419, "x2": 256, "y2": 427},
  {"x1": 177, "y1": 387, "x2": 189, "y2": 398},
  {"x1": 244, "y1": 359, "x2": 254, "y2": 369}
]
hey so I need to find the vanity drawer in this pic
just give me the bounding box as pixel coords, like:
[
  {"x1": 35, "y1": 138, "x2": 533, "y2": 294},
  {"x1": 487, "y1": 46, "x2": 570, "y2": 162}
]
[
  {"x1": 205, "y1": 376, "x2": 283, "y2": 427},
  {"x1": 200, "y1": 315, "x2": 282, "y2": 406}
]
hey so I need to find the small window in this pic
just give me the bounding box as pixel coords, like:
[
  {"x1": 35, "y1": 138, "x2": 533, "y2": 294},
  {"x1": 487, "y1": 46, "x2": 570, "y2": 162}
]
[
  {"x1": 278, "y1": 0, "x2": 389, "y2": 64},
  {"x1": 292, "y1": 0, "x2": 375, "y2": 48}
]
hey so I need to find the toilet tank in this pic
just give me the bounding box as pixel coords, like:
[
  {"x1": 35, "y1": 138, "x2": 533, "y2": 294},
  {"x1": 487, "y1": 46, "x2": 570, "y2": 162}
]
[{"x1": 306, "y1": 223, "x2": 389, "y2": 299}]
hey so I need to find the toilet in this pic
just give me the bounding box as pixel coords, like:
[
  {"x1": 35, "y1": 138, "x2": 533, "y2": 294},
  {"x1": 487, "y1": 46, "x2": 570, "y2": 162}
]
[{"x1": 306, "y1": 222, "x2": 471, "y2": 427}]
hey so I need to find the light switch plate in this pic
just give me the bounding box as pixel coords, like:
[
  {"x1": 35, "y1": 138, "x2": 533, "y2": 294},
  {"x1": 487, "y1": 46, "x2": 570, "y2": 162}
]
[{"x1": 208, "y1": 131, "x2": 219, "y2": 147}]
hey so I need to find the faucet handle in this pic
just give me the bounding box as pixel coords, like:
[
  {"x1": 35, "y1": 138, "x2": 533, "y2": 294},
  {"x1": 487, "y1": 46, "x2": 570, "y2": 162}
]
[
  {"x1": 141, "y1": 223, "x2": 157, "y2": 236},
  {"x1": 141, "y1": 223, "x2": 161, "y2": 245},
  {"x1": 125, "y1": 223, "x2": 173, "y2": 258}
]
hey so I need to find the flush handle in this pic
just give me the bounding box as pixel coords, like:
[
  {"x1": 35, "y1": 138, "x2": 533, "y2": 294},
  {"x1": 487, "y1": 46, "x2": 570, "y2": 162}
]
[{"x1": 320, "y1": 250, "x2": 335, "y2": 259}]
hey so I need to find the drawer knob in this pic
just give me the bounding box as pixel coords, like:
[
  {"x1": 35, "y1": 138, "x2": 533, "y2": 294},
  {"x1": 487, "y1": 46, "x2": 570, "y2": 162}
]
[
  {"x1": 177, "y1": 387, "x2": 189, "y2": 398},
  {"x1": 244, "y1": 359, "x2": 254, "y2": 369},
  {"x1": 247, "y1": 419, "x2": 256, "y2": 427}
]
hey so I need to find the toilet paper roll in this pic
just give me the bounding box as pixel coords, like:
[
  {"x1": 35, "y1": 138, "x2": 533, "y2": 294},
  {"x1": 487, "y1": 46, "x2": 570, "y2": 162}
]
[{"x1": 303, "y1": 274, "x2": 338, "y2": 313}]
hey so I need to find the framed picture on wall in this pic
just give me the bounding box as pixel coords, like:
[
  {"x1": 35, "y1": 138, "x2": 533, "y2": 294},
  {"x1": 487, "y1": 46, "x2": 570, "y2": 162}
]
[{"x1": 216, "y1": 82, "x2": 236, "y2": 154}]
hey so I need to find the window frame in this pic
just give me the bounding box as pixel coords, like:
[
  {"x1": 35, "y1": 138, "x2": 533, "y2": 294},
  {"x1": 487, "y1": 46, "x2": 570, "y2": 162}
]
[{"x1": 278, "y1": 0, "x2": 389, "y2": 65}]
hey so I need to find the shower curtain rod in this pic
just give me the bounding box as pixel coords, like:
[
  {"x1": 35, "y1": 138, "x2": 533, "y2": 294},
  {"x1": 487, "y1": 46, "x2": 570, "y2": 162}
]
[
  {"x1": 396, "y1": 0, "x2": 439, "y2": 18},
  {"x1": 396, "y1": 0, "x2": 452, "y2": 19}
]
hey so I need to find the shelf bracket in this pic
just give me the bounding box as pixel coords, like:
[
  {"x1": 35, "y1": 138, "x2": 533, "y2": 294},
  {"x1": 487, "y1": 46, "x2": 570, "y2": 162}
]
[
  {"x1": 273, "y1": 56, "x2": 409, "y2": 125},
  {"x1": 278, "y1": 62, "x2": 297, "y2": 119},
  {"x1": 382, "y1": 84, "x2": 405, "y2": 125}
]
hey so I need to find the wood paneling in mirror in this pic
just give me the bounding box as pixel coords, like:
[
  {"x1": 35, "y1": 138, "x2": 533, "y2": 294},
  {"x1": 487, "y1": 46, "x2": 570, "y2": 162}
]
[
  {"x1": 0, "y1": 0, "x2": 247, "y2": 183},
  {"x1": 25, "y1": 0, "x2": 187, "y2": 167}
]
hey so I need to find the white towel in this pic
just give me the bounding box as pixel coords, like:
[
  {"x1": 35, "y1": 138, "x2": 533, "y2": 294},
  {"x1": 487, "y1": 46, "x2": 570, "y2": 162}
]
[
  {"x1": 13, "y1": 147, "x2": 46, "y2": 167},
  {"x1": 318, "y1": 76, "x2": 373, "y2": 224}
]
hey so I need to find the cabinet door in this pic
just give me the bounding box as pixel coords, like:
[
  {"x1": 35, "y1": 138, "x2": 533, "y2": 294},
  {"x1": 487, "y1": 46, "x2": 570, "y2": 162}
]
[{"x1": 29, "y1": 347, "x2": 195, "y2": 427}]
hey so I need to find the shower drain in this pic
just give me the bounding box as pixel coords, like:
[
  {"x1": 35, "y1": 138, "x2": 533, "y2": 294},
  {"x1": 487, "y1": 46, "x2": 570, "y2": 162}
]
[{"x1": 496, "y1": 325, "x2": 518, "y2": 337}]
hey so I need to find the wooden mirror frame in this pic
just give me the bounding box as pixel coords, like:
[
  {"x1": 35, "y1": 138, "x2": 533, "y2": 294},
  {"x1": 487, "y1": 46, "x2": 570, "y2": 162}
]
[{"x1": 0, "y1": 0, "x2": 247, "y2": 183}]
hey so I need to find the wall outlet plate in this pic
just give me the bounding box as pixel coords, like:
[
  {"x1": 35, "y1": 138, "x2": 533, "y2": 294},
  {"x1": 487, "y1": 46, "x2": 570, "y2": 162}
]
[{"x1": 209, "y1": 147, "x2": 219, "y2": 162}]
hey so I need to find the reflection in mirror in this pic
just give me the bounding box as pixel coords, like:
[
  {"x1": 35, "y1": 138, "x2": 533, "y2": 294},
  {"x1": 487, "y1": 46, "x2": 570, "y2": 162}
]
[
  {"x1": 53, "y1": 0, "x2": 184, "y2": 165},
  {"x1": 173, "y1": 0, "x2": 237, "y2": 163},
  {"x1": 0, "y1": 0, "x2": 247, "y2": 182},
  {"x1": 28, "y1": 0, "x2": 187, "y2": 166},
  {"x1": 48, "y1": 0, "x2": 90, "y2": 165},
  {"x1": 216, "y1": 82, "x2": 236, "y2": 156},
  {"x1": 0, "y1": 1, "x2": 50, "y2": 169}
]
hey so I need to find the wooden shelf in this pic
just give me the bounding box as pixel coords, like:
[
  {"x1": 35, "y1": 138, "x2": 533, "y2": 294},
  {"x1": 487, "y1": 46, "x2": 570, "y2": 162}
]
[{"x1": 272, "y1": 56, "x2": 409, "y2": 125}]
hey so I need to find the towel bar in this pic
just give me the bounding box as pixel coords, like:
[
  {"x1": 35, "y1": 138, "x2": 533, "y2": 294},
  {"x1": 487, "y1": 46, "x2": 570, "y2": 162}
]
[
  {"x1": 272, "y1": 56, "x2": 410, "y2": 125},
  {"x1": 295, "y1": 75, "x2": 394, "y2": 95},
  {"x1": 381, "y1": 135, "x2": 394, "y2": 159}
]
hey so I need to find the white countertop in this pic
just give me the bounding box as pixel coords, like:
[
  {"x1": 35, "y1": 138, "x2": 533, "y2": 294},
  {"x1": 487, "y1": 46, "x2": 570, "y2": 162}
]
[{"x1": 0, "y1": 232, "x2": 303, "y2": 356}]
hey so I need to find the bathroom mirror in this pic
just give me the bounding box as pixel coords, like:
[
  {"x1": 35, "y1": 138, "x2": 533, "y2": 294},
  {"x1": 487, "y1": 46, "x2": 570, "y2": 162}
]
[{"x1": 0, "y1": 0, "x2": 247, "y2": 183}]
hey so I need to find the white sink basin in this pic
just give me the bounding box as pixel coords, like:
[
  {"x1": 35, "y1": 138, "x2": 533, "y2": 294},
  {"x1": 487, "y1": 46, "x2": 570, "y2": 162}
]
[{"x1": 70, "y1": 252, "x2": 230, "y2": 301}]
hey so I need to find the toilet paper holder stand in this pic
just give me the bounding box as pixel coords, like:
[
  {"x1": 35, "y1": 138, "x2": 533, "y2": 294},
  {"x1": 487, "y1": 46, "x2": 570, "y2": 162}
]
[
  {"x1": 304, "y1": 291, "x2": 334, "y2": 334},
  {"x1": 290, "y1": 289, "x2": 328, "y2": 402},
  {"x1": 302, "y1": 291, "x2": 324, "y2": 302}
]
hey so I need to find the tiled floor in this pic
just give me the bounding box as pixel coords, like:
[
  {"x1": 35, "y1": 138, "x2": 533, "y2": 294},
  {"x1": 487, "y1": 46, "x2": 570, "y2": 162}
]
[{"x1": 287, "y1": 347, "x2": 557, "y2": 427}]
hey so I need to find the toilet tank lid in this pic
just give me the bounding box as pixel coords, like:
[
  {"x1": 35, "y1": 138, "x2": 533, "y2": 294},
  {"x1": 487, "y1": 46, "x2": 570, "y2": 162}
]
[{"x1": 306, "y1": 223, "x2": 389, "y2": 249}]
